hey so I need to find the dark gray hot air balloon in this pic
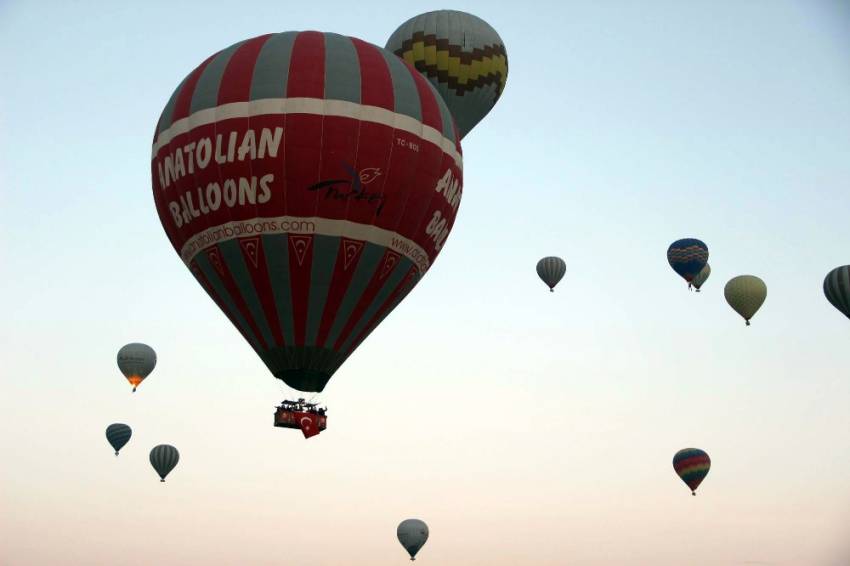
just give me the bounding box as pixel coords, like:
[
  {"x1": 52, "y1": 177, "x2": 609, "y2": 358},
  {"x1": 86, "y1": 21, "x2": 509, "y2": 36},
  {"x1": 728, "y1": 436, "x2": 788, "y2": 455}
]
[
  {"x1": 824, "y1": 265, "x2": 850, "y2": 320},
  {"x1": 117, "y1": 343, "x2": 156, "y2": 392},
  {"x1": 536, "y1": 256, "x2": 566, "y2": 292},
  {"x1": 397, "y1": 519, "x2": 429, "y2": 561},
  {"x1": 105, "y1": 423, "x2": 132, "y2": 456},
  {"x1": 149, "y1": 444, "x2": 179, "y2": 482}
]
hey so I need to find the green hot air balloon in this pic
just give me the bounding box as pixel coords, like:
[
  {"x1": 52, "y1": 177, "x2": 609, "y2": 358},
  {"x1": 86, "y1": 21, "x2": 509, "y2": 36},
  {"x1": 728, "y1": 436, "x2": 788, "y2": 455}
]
[
  {"x1": 386, "y1": 10, "x2": 508, "y2": 139},
  {"x1": 724, "y1": 275, "x2": 766, "y2": 325},
  {"x1": 823, "y1": 265, "x2": 850, "y2": 320},
  {"x1": 397, "y1": 519, "x2": 429, "y2": 561},
  {"x1": 692, "y1": 264, "x2": 711, "y2": 292},
  {"x1": 149, "y1": 444, "x2": 179, "y2": 482},
  {"x1": 105, "y1": 423, "x2": 132, "y2": 456},
  {"x1": 536, "y1": 256, "x2": 566, "y2": 292}
]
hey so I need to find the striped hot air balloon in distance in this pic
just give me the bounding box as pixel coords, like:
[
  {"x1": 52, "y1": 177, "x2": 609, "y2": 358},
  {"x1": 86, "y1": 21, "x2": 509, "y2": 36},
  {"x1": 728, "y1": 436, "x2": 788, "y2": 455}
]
[
  {"x1": 105, "y1": 423, "x2": 132, "y2": 456},
  {"x1": 823, "y1": 265, "x2": 850, "y2": 320},
  {"x1": 386, "y1": 10, "x2": 508, "y2": 139},
  {"x1": 149, "y1": 444, "x2": 180, "y2": 482},
  {"x1": 536, "y1": 256, "x2": 566, "y2": 292},
  {"x1": 673, "y1": 447, "x2": 711, "y2": 495},
  {"x1": 151, "y1": 32, "x2": 463, "y2": 397},
  {"x1": 667, "y1": 238, "x2": 709, "y2": 289}
]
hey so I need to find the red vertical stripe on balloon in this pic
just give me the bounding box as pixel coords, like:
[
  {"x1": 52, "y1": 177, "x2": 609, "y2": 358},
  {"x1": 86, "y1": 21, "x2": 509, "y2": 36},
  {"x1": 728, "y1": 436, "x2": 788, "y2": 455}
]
[
  {"x1": 409, "y1": 66, "x2": 442, "y2": 133},
  {"x1": 205, "y1": 246, "x2": 268, "y2": 350},
  {"x1": 171, "y1": 53, "x2": 218, "y2": 123},
  {"x1": 287, "y1": 234, "x2": 315, "y2": 345},
  {"x1": 314, "y1": 239, "x2": 363, "y2": 346},
  {"x1": 286, "y1": 32, "x2": 326, "y2": 99},
  {"x1": 351, "y1": 39, "x2": 394, "y2": 110},
  {"x1": 217, "y1": 35, "x2": 271, "y2": 105},
  {"x1": 238, "y1": 236, "x2": 285, "y2": 346}
]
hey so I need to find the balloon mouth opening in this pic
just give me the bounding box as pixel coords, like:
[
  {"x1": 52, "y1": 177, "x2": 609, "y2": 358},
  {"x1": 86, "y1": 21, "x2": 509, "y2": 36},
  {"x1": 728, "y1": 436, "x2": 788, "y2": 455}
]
[{"x1": 275, "y1": 369, "x2": 331, "y2": 393}]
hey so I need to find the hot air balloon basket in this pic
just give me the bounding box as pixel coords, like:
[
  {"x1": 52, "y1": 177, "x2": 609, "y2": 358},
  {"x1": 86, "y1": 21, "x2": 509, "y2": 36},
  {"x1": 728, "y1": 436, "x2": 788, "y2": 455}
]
[{"x1": 274, "y1": 407, "x2": 327, "y2": 432}]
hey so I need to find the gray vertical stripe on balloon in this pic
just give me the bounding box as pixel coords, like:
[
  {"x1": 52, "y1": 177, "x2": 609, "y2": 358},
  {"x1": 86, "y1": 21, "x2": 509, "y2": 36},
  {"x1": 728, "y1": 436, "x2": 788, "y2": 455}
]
[
  {"x1": 263, "y1": 234, "x2": 296, "y2": 345},
  {"x1": 305, "y1": 235, "x2": 340, "y2": 346},
  {"x1": 219, "y1": 239, "x2": 276, "y2": 347},
  {"x1": 339, "y1": 257, "x2": 412, "y2": 354},
  {"x1": 194, "y1": 253, "x2": 263, "y2": 352},
  {"x1": 380, "y1": 48, "x2": 422, "y2": 122},
  {"x1": 190, "y1": 40, "x2": 246, "y2": 114},
  {"x1": 323, "y1": 243, "x2": 384, "y2": 348},
  {"x1": 323, "y1": 33, "x2": 361, "y2": 104},
  {"x1": 250, "y1": 32, "x2": 298, "y2": 100}
]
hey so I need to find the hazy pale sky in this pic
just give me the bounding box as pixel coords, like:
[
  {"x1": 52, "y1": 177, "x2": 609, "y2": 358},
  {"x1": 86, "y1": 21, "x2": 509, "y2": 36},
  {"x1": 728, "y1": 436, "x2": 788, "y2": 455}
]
[{"x1": 2, "y1": 1, "x2": 850, "y2": 565}]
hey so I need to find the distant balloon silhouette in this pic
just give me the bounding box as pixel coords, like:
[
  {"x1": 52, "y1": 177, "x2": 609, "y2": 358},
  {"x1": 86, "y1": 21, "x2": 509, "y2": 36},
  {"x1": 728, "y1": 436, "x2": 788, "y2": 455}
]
[
  {"x1": 105, "y1": 423, "x2": 132, "y2": 456},
  {"x1": 117, "y1": 343, "x2": 156, "y2": 392},
  {"x1": 692, "y1": 264, "x2": 711, "y2": 292},
  {"x1": 536, "y1": 256, "x2": 566, "y2": 292},
  {"x1": 149, "y1": 444, "x2": 179, "y2": 482},
  {"x1": 667, "y1": 238, "x2": 709, "y2": 289},
  {"x1": 397, "y1": 518, "x2": 429, "y2": 561},
  {"x1": 673, "y1": 448, "x2": 711, "y2": 495},
  {"x1": 823, "y1": 265, "x2": 850, "y2": 320},
  {"x1": 724, "y1": 275, "x2": 767, "y2": 325}
]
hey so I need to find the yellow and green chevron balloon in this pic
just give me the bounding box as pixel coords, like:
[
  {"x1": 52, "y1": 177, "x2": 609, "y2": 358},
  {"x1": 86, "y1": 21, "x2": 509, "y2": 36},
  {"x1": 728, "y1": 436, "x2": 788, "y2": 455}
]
[
  {"x1": 386, "y1": 10, "x2": 508, "y2": 139},
  {"x1": 724, "y1": 275, "x2": 767, "y2": 325}
]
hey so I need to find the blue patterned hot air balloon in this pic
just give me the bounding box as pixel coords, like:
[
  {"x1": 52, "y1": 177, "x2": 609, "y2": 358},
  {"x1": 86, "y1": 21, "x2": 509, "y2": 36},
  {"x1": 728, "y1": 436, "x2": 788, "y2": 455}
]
[{"x1": 667, "y1": 238, "x2": 709, "y2": 289}]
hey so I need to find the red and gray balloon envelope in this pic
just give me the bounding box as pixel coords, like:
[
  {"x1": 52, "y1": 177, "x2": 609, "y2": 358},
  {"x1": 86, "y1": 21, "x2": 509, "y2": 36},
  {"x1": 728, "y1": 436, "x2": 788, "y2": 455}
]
[
  {"x1": 536, "y1": 256, "x2": 566, "y2": 292},
  {"x1": 824, "y1": 265, "x2": 850, "y2": 320},
  {"x1": 397, "y1": 518, "x2": 429, "y2": 561},
  {"x1": 386, "y1": 10, "x2": 508, "y2": 139},
  {"x1": 117, "y1": 343, "x2": 156, "y2": 392},
  {"x1": 151, "y1": 32, "x2": 463, "y2": 394},
  {"x1": 150, "y1": 444, "x2": 180, "y2": 482},
  {"x1": 105, "y1": 423, "x2": 132, "y2": 456}
]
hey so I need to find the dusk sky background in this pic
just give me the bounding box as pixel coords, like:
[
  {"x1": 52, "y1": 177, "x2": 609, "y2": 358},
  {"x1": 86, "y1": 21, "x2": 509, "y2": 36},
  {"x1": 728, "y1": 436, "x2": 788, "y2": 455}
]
[{"x1": 2, "y1": 1, "x2": 850, "y2": 564}]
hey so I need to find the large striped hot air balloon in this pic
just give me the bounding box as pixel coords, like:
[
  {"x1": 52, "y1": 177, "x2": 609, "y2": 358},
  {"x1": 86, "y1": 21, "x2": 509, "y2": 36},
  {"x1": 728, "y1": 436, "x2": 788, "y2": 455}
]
[
  {"x1": 823, "y1": 265, "x2": 850, "y2": 320},
  {"x1": 673, "y1": 447, "x2": 710, "y2": 495},
  {"x1": 152, "y1": 32, "x2": 463, "y2": 397},
  {"x1": 536, "y1": 256, "x2": 566, "y2": 292},
  {"x1": 667, "y1": 238, "x2": 709, "y2": 289},
  {"x1": 386, "y1": 10, "x2": 508, "y2": 139}
]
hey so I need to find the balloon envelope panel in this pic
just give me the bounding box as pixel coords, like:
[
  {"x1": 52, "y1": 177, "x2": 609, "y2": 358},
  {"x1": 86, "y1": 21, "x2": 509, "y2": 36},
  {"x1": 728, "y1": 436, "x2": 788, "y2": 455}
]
[
  {"x1": 151, "y1": 32, "x2": 463, "y2": 393},
  {"x1": 386, "y1": 10, "x2": 507, "y2": 138}
]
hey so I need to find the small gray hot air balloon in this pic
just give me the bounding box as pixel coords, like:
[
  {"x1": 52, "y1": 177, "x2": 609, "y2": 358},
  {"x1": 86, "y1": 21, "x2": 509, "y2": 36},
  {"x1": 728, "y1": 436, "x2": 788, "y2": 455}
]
[
  {"x1": 692, "y1": 264, "x2": 711, "y2": 292},
  {"x1": 117, "y1": 343, "x2": 156, "y2": 392},
  {"x1": 149, "y1": 444, "x2": 179, "y2": 482},
  {"x1": 823, "y1": 265, "x2": 850, "y2": 320},
  {"x1": 105, "y1": 423, "x2": 132, "y2": 456},
  {"x1": 724, "y1": 275, "x2": 767, "y2": 325},
  {"x1": 397, "y1": 518, "x2": 429, "y2": 561},
  {"x1": 536, "y1": 256, "x2": 566, "y2": 292}
]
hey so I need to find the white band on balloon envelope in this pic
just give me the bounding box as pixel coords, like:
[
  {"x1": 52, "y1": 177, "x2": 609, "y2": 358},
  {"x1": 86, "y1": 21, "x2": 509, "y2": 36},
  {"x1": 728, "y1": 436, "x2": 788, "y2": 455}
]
[
  {"x1": 179, "y1": 216, "x2": 432, "y2": 274},
  {"x1": 152, "y1": 97, "x2": 463, "y2": 169}
]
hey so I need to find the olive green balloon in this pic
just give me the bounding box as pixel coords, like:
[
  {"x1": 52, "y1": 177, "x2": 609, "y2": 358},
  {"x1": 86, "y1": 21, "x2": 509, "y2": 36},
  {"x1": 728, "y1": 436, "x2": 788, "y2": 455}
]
[
  {"x1": 692, "y1": 264, "x2": 711, "y2": 291},
  {"x1": 724, "y1": 275, "x2": 767, "y2": 325}
]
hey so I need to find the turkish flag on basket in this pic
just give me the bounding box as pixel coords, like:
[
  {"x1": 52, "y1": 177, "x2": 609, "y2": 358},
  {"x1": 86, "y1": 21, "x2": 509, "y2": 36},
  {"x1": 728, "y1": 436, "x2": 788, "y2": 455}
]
[{"x1": 295, "y1": 412, "x2": 321, "y2": 439}]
